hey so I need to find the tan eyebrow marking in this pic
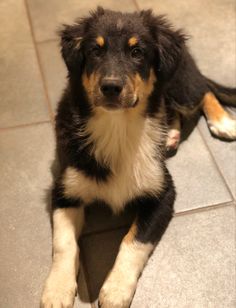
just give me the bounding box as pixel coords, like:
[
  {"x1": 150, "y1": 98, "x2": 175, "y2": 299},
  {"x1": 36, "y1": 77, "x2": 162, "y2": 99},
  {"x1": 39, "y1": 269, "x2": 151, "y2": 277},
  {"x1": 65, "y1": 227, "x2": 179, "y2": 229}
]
[
  {"x1": 96, "y1": 36, "x2": 105, "y2": 47},
  {"x1": 75, "y1": 37, "x2": 83, "y2": 49},
  {"x1": 128, "y1": 37, "x2": 138, "y2": 47}
]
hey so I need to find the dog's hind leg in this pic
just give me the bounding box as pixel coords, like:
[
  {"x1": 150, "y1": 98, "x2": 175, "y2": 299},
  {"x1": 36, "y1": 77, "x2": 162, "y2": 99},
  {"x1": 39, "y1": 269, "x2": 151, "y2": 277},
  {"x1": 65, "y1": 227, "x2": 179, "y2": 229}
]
[
  {"x1": 202, "y1": 92, "x2": 236, "y2": 140},
  {"x1": 41, "y1": 185, "x2": 84, "y2": 308}
]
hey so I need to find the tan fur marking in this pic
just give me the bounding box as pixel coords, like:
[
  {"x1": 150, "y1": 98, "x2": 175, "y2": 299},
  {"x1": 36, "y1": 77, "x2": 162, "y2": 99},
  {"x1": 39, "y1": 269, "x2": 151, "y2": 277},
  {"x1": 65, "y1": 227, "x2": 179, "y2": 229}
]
[
  {"x1": 75, "y1": 37, "x2": 82, "y2": 49},
  {"x1": 128, "y1": 37, "x2": 138, "y2": 47},
  {"x1": 131, "y1": 69, "x2": 157, "y2": 102},
  {"x1": 82, "y1": 72, "x2": 100, "y2": 103},
  {"x1": 202, "y1": 91, "x2": 228, "y2": 122},
  {"x1": 96, "y1": 36, "x2": 105, "y2": 47},
  {"x1": 202, "y1": 92, "x2": 236, "y2": 139},
  {"x1": 124, "y1": 222, "x2": 137, "y2": 243}
]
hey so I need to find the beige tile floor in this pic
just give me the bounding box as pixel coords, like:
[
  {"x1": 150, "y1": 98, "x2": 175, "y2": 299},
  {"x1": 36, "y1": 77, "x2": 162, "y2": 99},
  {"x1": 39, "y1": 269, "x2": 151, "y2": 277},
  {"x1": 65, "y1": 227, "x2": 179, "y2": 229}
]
[{"x1": 0, "y1": 1, "x2": 235, "y2": 307}]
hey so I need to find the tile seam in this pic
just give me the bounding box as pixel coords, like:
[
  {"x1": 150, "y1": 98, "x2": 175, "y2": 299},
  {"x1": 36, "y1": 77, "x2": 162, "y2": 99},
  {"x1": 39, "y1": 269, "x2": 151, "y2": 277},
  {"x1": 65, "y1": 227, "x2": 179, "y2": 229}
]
[
  {"x1": 0, "y1": 120, "x2": 52, "y2": 132},
  {"x1": 133, "y1": 0, "x2": 140, "y2": 11},
  {"x1": 81, "y1": 201, "x2": 235, "y2": 238},
  {"x1": 24, "y1": 0, "x2": 55, "y2": 124},
  {"x1": 36, "y1": 38, "x2": 59, "y2": 45}
]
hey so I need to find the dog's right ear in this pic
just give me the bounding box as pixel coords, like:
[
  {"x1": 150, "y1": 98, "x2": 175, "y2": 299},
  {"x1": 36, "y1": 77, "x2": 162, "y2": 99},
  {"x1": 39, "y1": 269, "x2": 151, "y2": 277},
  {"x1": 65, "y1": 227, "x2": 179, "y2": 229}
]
[{"x1": 59, "y1": 23, "x2": 84, "y2": 73}]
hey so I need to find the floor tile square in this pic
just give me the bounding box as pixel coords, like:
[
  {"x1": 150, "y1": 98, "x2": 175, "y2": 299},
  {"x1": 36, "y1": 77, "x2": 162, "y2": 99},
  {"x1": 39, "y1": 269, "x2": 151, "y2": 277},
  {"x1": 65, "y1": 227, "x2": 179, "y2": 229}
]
[
  {"x1": 167, "y1": 127, "x2": 232, "y2": 212},
  {"x1": 0, "y1": 124, "x2": 54, "y2": 307},
  {"x1": 198, "y1": 116, "x2": 236, "y2": 199},
  {"x1": 37, "y1": 41, "x2": 67, "y2": 112},
  {"x1": 132, "y1": 205, "x2": 235, "y2": 308},
  {"x1": 0, "y1": 0, "x2": 50, "y2": 128}
]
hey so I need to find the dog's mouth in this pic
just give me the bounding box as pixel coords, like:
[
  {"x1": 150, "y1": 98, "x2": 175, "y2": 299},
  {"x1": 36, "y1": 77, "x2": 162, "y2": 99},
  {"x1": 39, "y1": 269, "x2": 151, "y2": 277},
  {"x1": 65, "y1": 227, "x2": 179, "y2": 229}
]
[
  {"x1": 94, "y1": 94, "x2": 139, "y2": 111},
  {"x1": 105, "y1": 97, "x2": 139, "y2": 111}
]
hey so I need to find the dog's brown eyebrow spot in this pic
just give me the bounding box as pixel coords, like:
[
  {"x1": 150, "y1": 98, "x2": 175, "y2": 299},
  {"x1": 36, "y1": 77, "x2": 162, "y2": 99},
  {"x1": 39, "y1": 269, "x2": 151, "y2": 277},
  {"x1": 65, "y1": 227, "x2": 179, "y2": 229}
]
[
  {"x1": 128, "y1": 37, "x2": 138, "y2": 47},
  {"x1": 75, "y1": 37, "x2": 83, "y2": 49},
  {"x1": 96, "y1": 36, "x2": 105, "y2": 47}
]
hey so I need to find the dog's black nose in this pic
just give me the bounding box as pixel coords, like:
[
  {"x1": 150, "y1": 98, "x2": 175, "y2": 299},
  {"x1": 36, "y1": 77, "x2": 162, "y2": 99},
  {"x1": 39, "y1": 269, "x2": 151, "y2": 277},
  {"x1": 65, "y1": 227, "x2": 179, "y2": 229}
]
[{"x1": 100, "y1": 78, "x2": 123, "y2": 97}]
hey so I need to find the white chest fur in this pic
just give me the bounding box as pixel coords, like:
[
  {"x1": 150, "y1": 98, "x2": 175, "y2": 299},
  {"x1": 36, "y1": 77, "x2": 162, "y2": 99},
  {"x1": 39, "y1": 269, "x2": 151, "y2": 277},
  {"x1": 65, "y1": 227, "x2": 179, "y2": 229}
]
[{"x1": 63, "y1": 107, "x2": 165, "y2": 213}]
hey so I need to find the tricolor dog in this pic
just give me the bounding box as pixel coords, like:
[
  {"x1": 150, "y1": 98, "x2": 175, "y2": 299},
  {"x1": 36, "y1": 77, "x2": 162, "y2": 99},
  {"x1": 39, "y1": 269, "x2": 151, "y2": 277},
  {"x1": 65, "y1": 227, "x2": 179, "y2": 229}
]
[{"x1": 41, "y1": 8, "x2": 236, "y2": 308}]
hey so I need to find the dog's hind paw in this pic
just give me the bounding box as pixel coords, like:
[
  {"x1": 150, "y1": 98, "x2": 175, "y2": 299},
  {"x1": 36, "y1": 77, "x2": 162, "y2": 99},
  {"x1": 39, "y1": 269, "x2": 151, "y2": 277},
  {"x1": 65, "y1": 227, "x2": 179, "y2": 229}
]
[
  {"x1": 208, "y1": 116, "x2": 236, "y2": 140},
  {"x1": 166, "y1": 129, "x2": 181, "y2": 152}
]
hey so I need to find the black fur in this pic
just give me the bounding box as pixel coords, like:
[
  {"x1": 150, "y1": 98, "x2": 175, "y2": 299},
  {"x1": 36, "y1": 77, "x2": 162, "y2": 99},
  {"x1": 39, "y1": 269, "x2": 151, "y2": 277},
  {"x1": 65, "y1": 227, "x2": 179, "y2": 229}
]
[
  {"x1": 130, "y1": 169, "x2": 175, "y2": 244},
  {"x1": 52, "y1": 182, "x2": 82, "y2": 209},
  {"x1": 55, "y1": 90, "x2": 111, "y2": 182},
  {"x1": 206, "y1": 78, "x2": 236, "y2": 107}
]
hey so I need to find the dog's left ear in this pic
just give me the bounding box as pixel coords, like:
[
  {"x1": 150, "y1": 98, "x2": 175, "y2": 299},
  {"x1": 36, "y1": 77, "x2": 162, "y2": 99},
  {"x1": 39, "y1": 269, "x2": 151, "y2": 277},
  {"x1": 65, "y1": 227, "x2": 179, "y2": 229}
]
[{"x1": 140, "y1": 10, "x2": 186, "y2": 82}]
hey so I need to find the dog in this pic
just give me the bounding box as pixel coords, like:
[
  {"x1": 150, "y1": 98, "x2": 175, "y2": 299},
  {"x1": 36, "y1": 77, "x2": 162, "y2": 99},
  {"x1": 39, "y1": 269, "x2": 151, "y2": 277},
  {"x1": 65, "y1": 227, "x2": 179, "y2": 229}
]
[{"x1": 40, "y1": 7, "x2": 236, "y2": 308}]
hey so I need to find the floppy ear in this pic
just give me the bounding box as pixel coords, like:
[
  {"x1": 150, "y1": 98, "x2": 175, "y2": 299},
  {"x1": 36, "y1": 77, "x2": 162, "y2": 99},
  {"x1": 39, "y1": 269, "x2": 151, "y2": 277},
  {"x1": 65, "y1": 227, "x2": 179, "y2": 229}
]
[
  {"x1": 156, "y1": 24, "x2": 186, "y2": 81},
  {"x1": 59, "y1": 7, "x2": 106, "y2": 74},
  {"x1": 59, "y1": 23, "x2": 85, "y2": 73},
  {"x1": 140, "y1": 10, "x2": 186, "y2": 82}
]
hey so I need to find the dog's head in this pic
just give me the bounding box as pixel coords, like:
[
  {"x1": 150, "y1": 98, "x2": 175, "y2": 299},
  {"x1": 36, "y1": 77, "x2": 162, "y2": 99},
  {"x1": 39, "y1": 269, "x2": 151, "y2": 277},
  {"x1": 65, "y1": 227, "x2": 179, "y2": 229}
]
[{"x1": 60, "y1": 7, "x2": 186, "y2": 111}]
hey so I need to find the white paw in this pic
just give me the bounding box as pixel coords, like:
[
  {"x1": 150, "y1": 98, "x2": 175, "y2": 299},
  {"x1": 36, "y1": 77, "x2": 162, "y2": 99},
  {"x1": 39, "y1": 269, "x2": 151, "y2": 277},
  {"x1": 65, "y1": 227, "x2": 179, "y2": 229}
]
[
  {"x1": 166, "y1": 129, "x2": 181, "y2": 151},
  {"x1": 98, "y1": 271, "x2": 137, "y2": 308},
  {"x1": 208, "y1": 116, "x2": 236, "y2": 140},
  {"x1": 40, "y1": 272, "x2": 77, "y2": 308}
]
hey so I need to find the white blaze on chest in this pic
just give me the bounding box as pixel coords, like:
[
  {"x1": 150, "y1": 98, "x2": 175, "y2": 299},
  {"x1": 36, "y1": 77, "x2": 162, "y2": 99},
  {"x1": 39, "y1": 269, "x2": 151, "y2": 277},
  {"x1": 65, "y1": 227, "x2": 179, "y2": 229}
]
[{"x1": 63, "y1": 107, "x2": 165, "y2": 212}]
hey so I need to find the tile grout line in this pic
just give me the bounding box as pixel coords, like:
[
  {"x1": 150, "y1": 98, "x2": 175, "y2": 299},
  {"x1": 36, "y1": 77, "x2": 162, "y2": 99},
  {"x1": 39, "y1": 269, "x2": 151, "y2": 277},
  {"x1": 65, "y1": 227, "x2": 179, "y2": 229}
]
[
  {"x1": 197, "y1": 126, "x2": 235, "y2": 200},
  {"x1": 0, "y1": 120, "x2": 52, "y2": 132},
  {"x1": 24, "y1": 0, "x2": 55, "y2": 125},
  {"x1": 81, "y1": 200, "x2": 235, "y2": 239},
  {"x1": 133, "y1": 0, "x2": 140, "y2": 11},
  {"x1": 174, "y1": 200, "x2": 235, "y2": 217},
  {"x1": 35, "y1": 37, "x2": 59, "y2": 45}
]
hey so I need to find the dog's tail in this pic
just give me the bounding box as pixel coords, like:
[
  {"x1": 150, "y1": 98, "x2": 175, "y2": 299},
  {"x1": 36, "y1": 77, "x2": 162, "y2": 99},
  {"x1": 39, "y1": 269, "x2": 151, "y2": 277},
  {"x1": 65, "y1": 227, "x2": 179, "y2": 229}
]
[{"x1": 205, "y1": 77, "x2": 236, "y2": 107}]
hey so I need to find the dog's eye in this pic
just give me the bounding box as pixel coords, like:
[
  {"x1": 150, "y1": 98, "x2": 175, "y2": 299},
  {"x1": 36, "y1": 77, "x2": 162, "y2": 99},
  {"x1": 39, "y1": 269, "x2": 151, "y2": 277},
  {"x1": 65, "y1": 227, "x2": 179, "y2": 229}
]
[
  {"x1": 90, "y1": 46, "x2": 103, "y2": 57},
  {"x1": 131, "y1": 47, "x2": 144, "y2": 59}
]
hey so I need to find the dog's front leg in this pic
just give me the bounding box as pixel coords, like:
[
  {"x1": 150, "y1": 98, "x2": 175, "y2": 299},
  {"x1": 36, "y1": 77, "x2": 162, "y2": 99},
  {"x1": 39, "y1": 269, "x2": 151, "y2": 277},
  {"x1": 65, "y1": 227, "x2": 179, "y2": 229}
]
[
  {"x1": 41, "y1": 187, "x2": 84, "y2": 308},
  {"x1": 99, "y1": 176, "x2": 175, "y2": 308}
]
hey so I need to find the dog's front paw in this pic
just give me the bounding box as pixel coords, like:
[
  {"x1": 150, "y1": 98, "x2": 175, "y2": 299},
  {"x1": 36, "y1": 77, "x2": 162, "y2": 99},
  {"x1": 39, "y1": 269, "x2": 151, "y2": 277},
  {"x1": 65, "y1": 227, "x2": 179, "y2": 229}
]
[
  {"x1": 40, "y1": 271, "x2": 77, "y2": 308},
  {"x1": 208, "y1": 116, "x2": 236, "y2": 140},
  {"x1": 98, "y1": 271, "x2": 136, "y2": 308}
]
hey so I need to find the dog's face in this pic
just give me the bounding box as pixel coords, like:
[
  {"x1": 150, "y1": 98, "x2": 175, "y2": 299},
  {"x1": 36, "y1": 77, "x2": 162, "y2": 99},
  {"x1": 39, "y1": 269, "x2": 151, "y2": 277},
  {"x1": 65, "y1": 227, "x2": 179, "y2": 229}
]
[
  {"x1": 81, "y1": 25, "x2": 155, "y2": 111},
  {"x1": 60, "y1": 8, "x2": 185, "y2": 111}
]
